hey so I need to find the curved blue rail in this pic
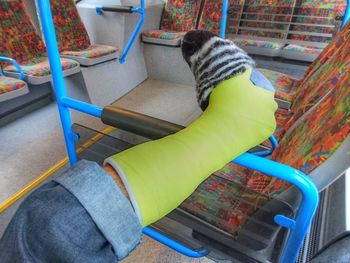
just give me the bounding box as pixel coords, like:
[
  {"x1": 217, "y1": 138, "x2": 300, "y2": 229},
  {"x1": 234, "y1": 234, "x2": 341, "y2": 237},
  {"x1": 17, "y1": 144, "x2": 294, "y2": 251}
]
[
  {"x1": 253, "y1": 135, "x2": 279, "y2": 157},
  {"x1": 341, "y1": 0, "x2": 350, "y2": 28},
  {"x1": 234, "y1": 154, "x2": 319, "y2": 263},
  {"x1": 0, "y1": 56, "x2": 25, "y2": 80},
  {"x1": 36, "y1": 0, "x2": 319, "y2": 261},
  {"x1": 96, "y1": 1, "x2": 145, "y2": 64}
]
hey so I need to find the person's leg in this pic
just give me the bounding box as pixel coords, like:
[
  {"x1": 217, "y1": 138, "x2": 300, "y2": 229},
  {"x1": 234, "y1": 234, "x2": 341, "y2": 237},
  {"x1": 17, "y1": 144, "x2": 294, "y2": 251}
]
[{"x1": 0, "y1": 161, "x2": 142, "y2": 263}]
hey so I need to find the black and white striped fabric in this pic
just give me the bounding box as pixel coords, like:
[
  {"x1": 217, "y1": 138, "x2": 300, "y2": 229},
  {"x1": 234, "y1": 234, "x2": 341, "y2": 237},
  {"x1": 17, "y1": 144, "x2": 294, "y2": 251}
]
[{"x1": 188, "y1": 36, "x2": 255, "y2": 110}]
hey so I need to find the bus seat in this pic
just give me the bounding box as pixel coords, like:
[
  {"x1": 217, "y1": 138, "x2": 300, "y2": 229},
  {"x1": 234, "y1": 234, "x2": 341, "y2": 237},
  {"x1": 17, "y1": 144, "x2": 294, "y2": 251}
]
[
  {"x1": 141, "y1": 0, "x2": 202, "y2": 47},
  {"x1": 0, "y1": 0, "x2": 80, "y2": 85},
  {"x1": 231, "y1": 0, "x2": 347, "y2": 62},
  {"x1": 49, "y1": 0, "x2": 118, "y2": 66},
  {"x1": 180, "y1": 57, "x2": 350, "y2": 238},
  {"x1": 0, "y1": 76, "x2": 28, "y2": 103},
  {"x1": 259, "y1": 20, "x2": 350, "y2": 111},
  {"x1": 260, "y1": 22, "x2": 350, "y2": 148},
  {"x1": 197, "y1": 0, "x2": 244, "y2": 36}
]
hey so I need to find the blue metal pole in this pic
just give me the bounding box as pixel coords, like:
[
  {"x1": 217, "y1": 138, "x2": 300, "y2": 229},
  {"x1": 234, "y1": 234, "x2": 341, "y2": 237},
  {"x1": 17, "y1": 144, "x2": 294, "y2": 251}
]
[
  {"x1": 233, "y1": 153, "x2": 319, "y2": 263},
  {"x1": 119, "y1": 0, "x2": 145, "y2": 64},
  {"x1": 0, "y1": 57, "x2": 25, "y2": 80},
  {"x1": 220, "y1": 0, "x2": 229, "y2": 38},
  {"x1": 143, "y1": 227, "x2": 209, "y2": 258},
  {"x1": 36, "y1": 0, "x2": 78, "y2": 166},
  {"x1": 61, "y1": 97, "x2": 102, "y2": 118},
  {"x1": 341, "y1": 0, "x2": 350, "y2": 28}
]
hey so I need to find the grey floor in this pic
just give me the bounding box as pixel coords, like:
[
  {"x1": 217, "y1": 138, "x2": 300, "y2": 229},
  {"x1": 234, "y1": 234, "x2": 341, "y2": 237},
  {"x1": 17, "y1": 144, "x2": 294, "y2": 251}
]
[{"x1": 0, "y1": 62, "x2": 306, "y2": 262}]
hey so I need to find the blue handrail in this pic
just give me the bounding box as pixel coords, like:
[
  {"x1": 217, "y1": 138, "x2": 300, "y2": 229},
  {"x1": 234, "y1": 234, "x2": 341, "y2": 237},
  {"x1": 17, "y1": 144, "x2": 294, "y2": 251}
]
[
  {"x1": 36, "y1": 0, "x2": 319, "y2": 261},
  {"x1": 220, "y1": 0, "x2": 229, "y2": 38},
  {"x1": 253, "y1": 135, "x2": 279, "y2": 157},
  {"x1": 96, "y1": 1, "x2": 145, "y2": 64},
  {"x1": 341, "y1": 0, "x2": 350, "y2": 28},
  {"x1": 0, "y1": 56, "x2": 25, "y2": 80},
  {"x1": 234, "y1": 154, "x2": 319, "y2": 263}
]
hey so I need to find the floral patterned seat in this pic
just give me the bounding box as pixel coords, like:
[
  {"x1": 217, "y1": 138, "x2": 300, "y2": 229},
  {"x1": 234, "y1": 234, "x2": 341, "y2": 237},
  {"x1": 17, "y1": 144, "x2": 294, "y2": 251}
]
[
  {"x1": 259, "y1": 21, "x2": 350, "y2": 147},
  {"x1": 141, "y1": 0, "x2": 202, "y2": 47},
  {"x1": 50, "y1": 0, "x2": 118, "y2": 66},
  {"x1": 0, "y1": 76, "x2": 28, "y2": 102},
  {"x1": 180, "y1": 44, "x2": 350, "y2": 235},
  {"x1": 0, "y1": 0, "x2": 80, "y2": 85}
]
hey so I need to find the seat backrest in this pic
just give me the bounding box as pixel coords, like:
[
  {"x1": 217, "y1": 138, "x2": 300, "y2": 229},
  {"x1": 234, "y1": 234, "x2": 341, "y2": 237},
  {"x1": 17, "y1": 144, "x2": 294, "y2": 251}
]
[
  {"x1": 160, "y1": 0, "x2": 202, "y2": 32},
  {"x1": 0, "y1": 0, "x2": 46, "y2": 64},
  {"x1": 287, "y1": 0, "x2": 347, "y2": 45},
  {"x1": 286, "y1": 23, "x2": 350, "y2": 127},
  {"x1": 249, "y1": 71, "x2": 350, "y2": 197},
  {"x1": 300, "y1": 20, "x2": 350, "y2": 85},
  {"x1": 197, "y1": 0, "x2": 244, "y2": 35},
  {"x1": 50, "y1": 0, "x2": 91, "y2": 52}
]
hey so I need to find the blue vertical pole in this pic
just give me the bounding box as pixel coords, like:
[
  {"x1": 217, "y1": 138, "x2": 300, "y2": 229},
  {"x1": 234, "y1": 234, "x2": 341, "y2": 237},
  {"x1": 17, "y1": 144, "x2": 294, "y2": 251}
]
[
  {"x1": 36, "y1": 0, "x2": 78, "y2": 166},
  {"x1": 119, "y1": 0, "x2": 145, "y2": 64},
  {"x1": 341, "y1": 0, "x2": 350, "y2": 28},
  {"x1": 220, "y1": 0, "x2": 229, "y2": 38}
]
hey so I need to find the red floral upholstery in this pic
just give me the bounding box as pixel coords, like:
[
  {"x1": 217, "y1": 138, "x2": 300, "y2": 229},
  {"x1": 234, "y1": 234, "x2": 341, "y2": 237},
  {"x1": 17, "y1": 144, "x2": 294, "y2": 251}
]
[
  {"x1": 160, "y1": 0, "x2": 202, "y2": 32},
  {"x1": 0, "y1": 0, "x2": 46, "y2": 64},
  {"x1": 4, "y1": 57, "x2": 79, "y2": 77},
  {"x1": 61, "y1": 45, "x2": 118, "y2": 59},
  {"x1": 259, "y1": 68, "x2": 300, "y2": 102},
  {"x1": 0, "y1": 76, "x2": 27, "y2": 94},
  {"x1": 142, "y1": 0, "x2": 201, "y2": 45},
  {"x1": 50, "y1": 0, "x2": 91, "y2": 52},
  {"x1": 198, "y1": 0, "x2": 244, "y2": 35},
  {"x1": 142, "y1": 30, "x2": 185, "y2": 41}
]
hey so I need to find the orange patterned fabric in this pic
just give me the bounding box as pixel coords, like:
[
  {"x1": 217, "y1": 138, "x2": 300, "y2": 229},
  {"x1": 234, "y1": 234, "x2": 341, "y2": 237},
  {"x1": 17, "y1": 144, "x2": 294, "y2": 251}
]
[
  {"x1": 0, "y1": 76, "x2": 27, "y2": 94},
  {"x1": 0, "y1": 0, "x2": 46, "y2": 64},
  {"x1": 198, "y1": 0, "x2": 244, "y2": 35},
  {"x1": 50, "y1": 0, "x2": 91, "y2": 52},
  {"x1": 4, "y1": 57, "x2": 79, "y2": 77},
  {"x1": 259, "y1": 68, "x2": 300, "y2": 102},
  {"x1": 160, "y1": 0, "x2": 202, "y2": 32},
  {"x1": 61, "y1": 45, "x2": 118, "y2": 59},
  {"x1": 301, "y1": 20, "x2": 350, "y2": 87},
  {"x1": 257, "y1": 71, "x2": 350, "y2": 198}
]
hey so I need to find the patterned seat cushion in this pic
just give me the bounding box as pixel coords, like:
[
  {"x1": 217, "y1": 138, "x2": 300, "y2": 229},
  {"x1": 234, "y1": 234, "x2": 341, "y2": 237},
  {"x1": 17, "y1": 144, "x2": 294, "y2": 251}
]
[
  {"x1": 4, "y1": 57, "x2": 79, "y2": 77},
  {"x1": 234, "y1": 39, "x2": 285, "y2": 50},
  {"x1": 180, "y1": 175, "x2": 267, "y2": 234},
  {"x1": 0, "y1": 76, "x2": 28, "y2": 102},
  {"x1": 61, "y1": 45, "x2": 118, "y2": 59},
  {"x1": 283, "y1": 44, "x2": 323, "y2": 55},
  {"x1": 0, "y1": 76, "x2": 27, "y2": 94},
  {"x1": 142, "y1": 30, "x2": 185, "y2": 41},
  {"x1": 259, "y1": 68, "x2": 300, "y2": 102}
]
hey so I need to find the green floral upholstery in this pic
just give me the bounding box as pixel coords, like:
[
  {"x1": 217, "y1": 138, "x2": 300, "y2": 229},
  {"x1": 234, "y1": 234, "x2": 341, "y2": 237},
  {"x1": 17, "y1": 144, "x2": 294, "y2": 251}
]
[
  {"x1": 0, "y1": 76, "x2": 27, "y2": 94},
  {"x1": 61, "y1": 45, "x2": 118, "y2": 59},
  {"x1": 4, "y1": 57, "x2": 79, "y2": 77}
]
